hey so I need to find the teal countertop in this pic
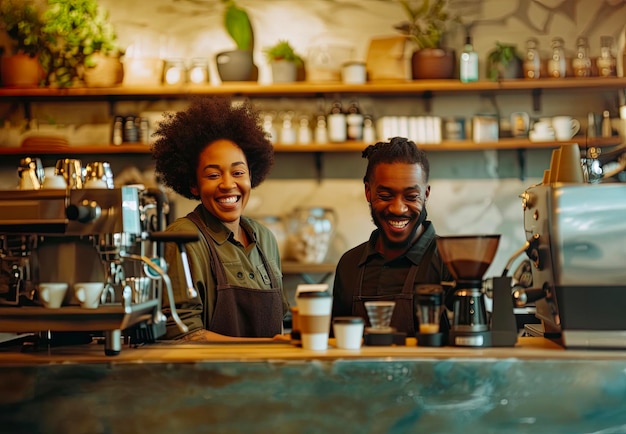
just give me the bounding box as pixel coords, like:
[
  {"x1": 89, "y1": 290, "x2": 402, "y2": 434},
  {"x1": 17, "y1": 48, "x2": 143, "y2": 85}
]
[{"x1": 1, "y1": 337, "x2": 625, "y2": 434}]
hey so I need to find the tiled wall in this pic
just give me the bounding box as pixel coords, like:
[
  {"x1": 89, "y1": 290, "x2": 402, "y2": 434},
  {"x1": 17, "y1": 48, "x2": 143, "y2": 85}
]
[{"x1": 1, "y1": 0, "x2": 625, "y2": 279}]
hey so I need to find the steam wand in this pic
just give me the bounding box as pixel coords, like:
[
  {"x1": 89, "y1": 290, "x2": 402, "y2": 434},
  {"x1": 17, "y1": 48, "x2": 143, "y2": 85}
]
[{"x1": 119, "y1": 251, "x2": 187, "y2": 334}]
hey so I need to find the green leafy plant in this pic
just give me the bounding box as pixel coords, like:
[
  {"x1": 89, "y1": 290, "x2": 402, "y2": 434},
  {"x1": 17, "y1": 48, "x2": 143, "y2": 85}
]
[
  {"x1": 222, "y1": 0, "x2": 253, "y2": 51},
  {"x1": 263, "y1": 40, "x2": 303, "y2": 67},
  {"x1": 394, "y1": 0, "x2": 460, "y2": 49},
  {"x1": 486, "y1": 41, "x2": 522, "y2": 81},
  {"x1": 40, "y1": 0, "x2": 120, "y2": 87},
  {"x1": 0, "y1": 0, "x2": 45, "y2": 57}
]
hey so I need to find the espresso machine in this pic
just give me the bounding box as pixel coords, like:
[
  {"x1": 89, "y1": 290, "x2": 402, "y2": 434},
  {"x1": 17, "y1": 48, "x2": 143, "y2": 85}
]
[
  {"x1": 519, "y1": 181, "x2": 626, "y2": 348},
  {"x1": 517, "y1": 144, "x2": 626, "y2": 348},
  {"x1": 0, "y1": 185, "x2": 194, "y2": 355}
]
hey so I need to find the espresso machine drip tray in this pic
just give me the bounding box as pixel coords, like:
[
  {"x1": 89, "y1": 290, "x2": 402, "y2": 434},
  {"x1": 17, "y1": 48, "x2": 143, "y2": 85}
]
[{"x1": 0, "y1": 300, "x2": 159, "y2": 333}]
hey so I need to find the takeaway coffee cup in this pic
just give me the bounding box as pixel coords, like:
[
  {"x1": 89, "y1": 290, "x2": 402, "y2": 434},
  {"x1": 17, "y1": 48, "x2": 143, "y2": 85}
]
[
  {"x1": 333, "y1": 317, "x2": 365, "y2": 349},
  {"x1": 38, "y1": 282, "x2": 68, "y2": 309},
  {"x1": 296, "y1": 290, "x2": 332, "y2": 350},
  {"x1": 74, "y1": 282, "x2": 105, "y2": 309}
]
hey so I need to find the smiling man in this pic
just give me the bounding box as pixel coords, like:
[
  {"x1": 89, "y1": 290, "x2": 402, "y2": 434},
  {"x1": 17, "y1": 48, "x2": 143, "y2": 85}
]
[{"x1": 331, "y1": 137, "x2": 454, "y2": 336}]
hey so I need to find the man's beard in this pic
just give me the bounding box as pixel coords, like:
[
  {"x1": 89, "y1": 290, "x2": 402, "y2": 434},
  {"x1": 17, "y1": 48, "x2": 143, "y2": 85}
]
[{"x1": 370, "y1": 206, "x2": 428, "y2": 251}]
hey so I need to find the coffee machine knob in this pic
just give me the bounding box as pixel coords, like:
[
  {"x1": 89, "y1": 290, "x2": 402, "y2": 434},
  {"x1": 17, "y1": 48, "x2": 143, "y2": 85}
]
[{"x1": 66, "y1": 200, "x2": 101, "y2": 223}]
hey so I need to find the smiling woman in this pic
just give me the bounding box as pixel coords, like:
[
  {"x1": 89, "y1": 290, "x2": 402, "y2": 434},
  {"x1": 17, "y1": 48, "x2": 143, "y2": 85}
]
[{"x1": 151, "y1": 96, "x2": 289, "y2": 341}]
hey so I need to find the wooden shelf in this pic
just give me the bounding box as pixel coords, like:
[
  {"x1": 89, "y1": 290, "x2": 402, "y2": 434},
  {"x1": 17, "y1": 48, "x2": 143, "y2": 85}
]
[
  {"x1": 0, "y1": 137, "x2": 620, "y2": 156},
  {"x1": 1, "y1": 77, "x2": 625, "y2": 99},
  {"x1": 1, "y1": 78, "x2": 623, "y2": 159}
]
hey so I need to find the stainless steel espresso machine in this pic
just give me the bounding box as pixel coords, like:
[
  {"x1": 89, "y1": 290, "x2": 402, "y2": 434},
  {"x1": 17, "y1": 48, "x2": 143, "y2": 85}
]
[
  {"x1": 518, "y1": 144, "x2": 626, "y2": 348},
  {"x1": 0, "y1": 186, "x2": 194, "y2": 355}
]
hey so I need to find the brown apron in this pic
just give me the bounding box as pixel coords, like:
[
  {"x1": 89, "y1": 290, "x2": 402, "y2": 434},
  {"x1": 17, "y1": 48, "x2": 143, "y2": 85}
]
[
  {"x1": 352, "y1": 238, "x2": 436, "y2": 336},
  {"x1": 187, "y1": 211, "x2": 283, "y2": 337}
]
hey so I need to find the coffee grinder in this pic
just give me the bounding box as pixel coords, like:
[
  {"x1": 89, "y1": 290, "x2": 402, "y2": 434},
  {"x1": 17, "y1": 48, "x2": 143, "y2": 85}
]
[{"x1": 436, "y1": 235, "x2": 500, "y2": 347}]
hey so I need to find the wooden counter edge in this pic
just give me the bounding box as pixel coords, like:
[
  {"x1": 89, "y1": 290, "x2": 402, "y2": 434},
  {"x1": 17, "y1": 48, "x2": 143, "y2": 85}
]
[{"x1": 1, "y1": 336, "x2": 626, "y2": 365}]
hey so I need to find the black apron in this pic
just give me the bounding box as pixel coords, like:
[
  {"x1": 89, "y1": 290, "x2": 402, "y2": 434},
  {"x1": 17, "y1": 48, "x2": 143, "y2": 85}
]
[
  {"x1": 352, "y1": 238, "x2": 436, "y2": 336},
  {"x1": 187, "y1": 210, "x2": 283, "y2": 337}
]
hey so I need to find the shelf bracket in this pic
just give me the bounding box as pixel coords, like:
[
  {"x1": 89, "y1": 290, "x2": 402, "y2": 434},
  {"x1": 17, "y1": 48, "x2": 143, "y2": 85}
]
[
  {"x1": 517, "y1": 148, "x2": 527, "y2": 181},
  {"x1": 107, "y1": 98, "x2": 117, "y2": 117},
  {"x1": 531, "y1": 88, "x2": 542, "y2": 113},
  {"x1": 422, "y1": 91, "x2": 433, "y2": 113},
  {"x1": 314, "y1": 152, "x2": 323, "y2": 184},
  {"x1": 22, "y1": 101, "x2": 32, "y2": 120}
]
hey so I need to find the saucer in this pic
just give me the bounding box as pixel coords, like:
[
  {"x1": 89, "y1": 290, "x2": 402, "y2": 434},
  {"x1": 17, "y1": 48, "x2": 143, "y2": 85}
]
[{"x1": 529, "y1": 130, "x2": 556, "y2": 142}]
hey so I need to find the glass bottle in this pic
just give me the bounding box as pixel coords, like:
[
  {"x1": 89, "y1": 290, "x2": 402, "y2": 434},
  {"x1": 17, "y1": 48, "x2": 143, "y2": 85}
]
[
  {"x1": 460, "y1": 36, "x2": 479, "y2": 83},
  {"x1": 280, "y1": 111, "x2": 296, "y2": 145},
  {"x1": 297, "y1": 116, "x2": 312, "y2": 145},
  {"x1": 327, "y1": 101, "x2": 346, "y2": 143},
  {"x1": 572, "y1": 36, "x2": 592, "y2": 77},
  {"x1": 597, "y1": 36, "x2": 617, "y2": 77},
  {"x1": 261, "y1": 112, "x2": 277, "y2": 144},
  {"x1": 523, "y1": 38, "x2": 541, "y2": 79},
  {"x1": 346, "y1": 101, "x2": 364, "y2": 140},
  {"x1": 314, "y1": 114, "x2": 328, "y2": 144},
  {"x1": 547, "y1": 37, "x2": 567, "y2": 78}
]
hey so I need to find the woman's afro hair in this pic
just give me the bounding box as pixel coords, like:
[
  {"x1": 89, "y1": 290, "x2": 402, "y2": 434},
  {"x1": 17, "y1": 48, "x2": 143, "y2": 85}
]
[{"x1": 151, "y1": 96, "x2": 274, "y2": 200}]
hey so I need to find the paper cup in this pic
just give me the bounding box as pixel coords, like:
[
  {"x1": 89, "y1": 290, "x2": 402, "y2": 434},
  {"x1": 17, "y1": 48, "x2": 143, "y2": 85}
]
[
  {"x1": 333, "y1": 317, "x2": 364, "y2": 349},
  {"x1": 297, "y1": 290, "x2": 332, "y2": 350}
]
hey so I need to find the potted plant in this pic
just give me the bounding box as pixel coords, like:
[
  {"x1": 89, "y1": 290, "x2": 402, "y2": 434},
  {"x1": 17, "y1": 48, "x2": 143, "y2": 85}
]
[
  {"x1": 263, "y1": 40, "x2": 304, "y2": 83},
  {"x1": 216, "y1": 0, "x2": 257, "y2": 82},
  {"x1": 394, "y1": 0, "x2": 460, "y2": 79},
  {"x1": 486, "y1": 42, "x2": 523, "y2": 81},
  {"x1": 40, "y1": 0, "x2": 123, "y2": 88},
  {"x1": 0, "y1": 0, "x2": 46, "y2": 87}
]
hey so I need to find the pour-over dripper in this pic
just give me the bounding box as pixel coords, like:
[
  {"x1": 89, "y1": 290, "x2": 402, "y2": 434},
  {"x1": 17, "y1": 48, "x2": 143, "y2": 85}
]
[{"x1": 364, "y1": 301, "x2": 396, "y2": 332}]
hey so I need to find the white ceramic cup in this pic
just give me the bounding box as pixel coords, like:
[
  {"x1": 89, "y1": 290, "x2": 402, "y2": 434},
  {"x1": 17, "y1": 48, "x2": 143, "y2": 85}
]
[
  {"x1": 74, "y1": 282, "x2": 105, "y2": 309},
  {"x1": 532, "y1": 120, "x2": 553, "y2": 135},
  {"x1": 552, "y1": 116, "x2": 581, "y2": 140},
  {"x1": 296, "y1": 290, "x2": 332, "y2": 350},
  {"x1": 42, "y1": 174, "x2": 68, "y2": 189},
  {"x1": 341, "y1": 61, "x2": 367, "y2": 84},
  {"x1": 38, "y1": 282, "x2": 68, "y2": 309},
  {"x1": 84, "y1": 178, "x2": 109, "y2": 189},
  {"x1": 333, "y1": 317, "x2": 364, "y2": 349}
]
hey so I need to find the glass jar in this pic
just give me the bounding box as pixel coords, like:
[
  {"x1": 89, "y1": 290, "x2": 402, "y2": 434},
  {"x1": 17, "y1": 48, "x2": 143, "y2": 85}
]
[
  {"x1": 163, "y1": 59, "x2": 186, "y2": 85},
  {"x1": 187, "y1": 58, "x2": 209, "y2": 84},
  {"x1": 286, "y1": 207, "x2": 337, "y2": 264},
  {"x1": 572, "y1": 36, "x2": 592, "y2": 77},
  {"x1": 597, "y1": 36, "x2": 617, "y2": 77},
  {"x1": 523, "y1": 38, "x2": 541, "y2": 79},
  {"x1": 547, "y1": 37, "x2": 567, "y2": 78}
]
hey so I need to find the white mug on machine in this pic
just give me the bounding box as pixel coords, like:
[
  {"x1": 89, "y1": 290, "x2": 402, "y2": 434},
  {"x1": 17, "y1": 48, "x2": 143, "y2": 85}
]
[
  {"x1": 74, "y1": 282, "x2": 105, "y2": 309},
  {"x1": 552, "y1": 116, "x2": 581, "y2": 141},
  {"x1": 38, "y1": 282, "x2": 69, "y2": 309}
]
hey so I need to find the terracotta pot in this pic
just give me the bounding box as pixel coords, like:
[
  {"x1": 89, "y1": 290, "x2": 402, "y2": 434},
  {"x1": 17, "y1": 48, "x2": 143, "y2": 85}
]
[
  {"x1": 411, "y1": 48, "x2": 456, "y2": 80},
  {"x1": 83, "y1": 53, "x2": 124, "y2": 87},
  {"x1": 0, "y1": 54, "x2": 44, "y2": 87},
  {"x1": 216, "y1": 49, "x2": 256, "y2": 82}
]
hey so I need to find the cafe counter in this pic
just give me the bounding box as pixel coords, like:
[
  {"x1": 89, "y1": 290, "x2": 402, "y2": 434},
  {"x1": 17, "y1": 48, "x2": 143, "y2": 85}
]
[{"x1": 1, "y1": 336, "x2": 625, "y2": 433}]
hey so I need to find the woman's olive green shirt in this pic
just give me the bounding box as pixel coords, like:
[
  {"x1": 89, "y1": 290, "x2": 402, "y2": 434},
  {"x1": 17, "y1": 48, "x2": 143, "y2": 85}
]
[{"x1": 162, "y1": 205, "x2": 288, "y2": 339}]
